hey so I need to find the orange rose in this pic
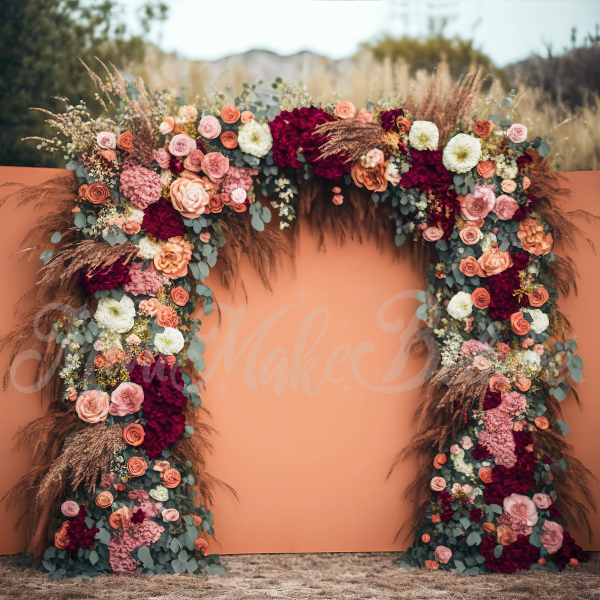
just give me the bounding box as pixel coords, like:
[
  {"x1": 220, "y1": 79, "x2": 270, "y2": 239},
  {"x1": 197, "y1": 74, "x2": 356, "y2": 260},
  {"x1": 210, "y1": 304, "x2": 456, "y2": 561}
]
[
  {"x1": 515, "y1": 377, "x2": 531, "y2": 392},
  {"x1": 195, "y1": 537, "x2": 210, "y2": 556},
  {"x1": 517, "y1": 218, "x2": 553, "y2": 256},
  {"x1": 85, "y1": 182, "x2": 111, "y2": 205},
  {"x1": 104, "y1": 347, "x2": 125, "y2": 366},
  {"x1": 528, "y1": 286, "x2": 549, "y2": 307},
  {"x1": 232, "y1": 202, "x2": 247, "y2": 213},
  {"x1": 538, "y1": 558, "x2": 547, "y2": 566},
  {"x1": 476, "y1": 160, "x2": 495, "y2": 179},
  {"x1": 127, "y1": 457, "x2": 148, "y2": 477},
  {"x1": 569, "y1": 558, "x2": 579, "y2": 567},
  {"x1": 483, "y1": 522, "x2": 496, "y2": 534},
  {"x1": 171, "y1": 286, "x2": 190, "y2": 306},
  {"x1": 137, "y1": 350, "x2": 156, "y2": 367},
  {"x1": 350, "y1": 161, "x2": 387, "y2": 192},
  {"x1": 122, "y1": 221, "x2": 141, "y2": 235},
  {"x1": 115, "y1": 483, "x2": 126, "y2": 491},
  {"x1": 208, "y1": 193, "x2": 225, "y2": 213},
  {"x1": 95, "y1": 491, "x2": 113, "y2": 509},
  {"x1": 430, "y1": 476, "x2": 446, "y2": 492},
  {"x1": 489, "y1": 372, "x2": 510, "y2": 392},
  {"x1": 139, "y1": 298, "x2": 162, "y2": 317},
  {"x1": 497, "y1": 343, "x2": 511, "y2": 359},
  {"x1": 163, "y1": 468, "x2": 182, "y2": 489},
  {"x1": 117, "y1": 131, "x2": 133, "y2": 152},
  {"x1": 459, "y1": 256, "x2": 486, "y2": 278},
  {"x1": 220, "y1": 105, "x2": 240, "y2": 124},
  {"x1": 535, "y1": 416, "x2": 549, "y2": 430},
  {"x1": 425, "y1": 560, "x2": 439, "y2": 570},
  {"x1": 94, "y1": 355, "x2": 107, "y2": 368},
  {"x1": 479, "y1": 467, "x2": 493, "y2": 483},
  {"x1": 156, "y1": 305, "x2": 180, "y2": 328},
  {"x1": 123, "y1": 423, "x2": 145, "y2": 446},
  {"x1": 433, "y1": 453, "x2": 447, "y2": 469},
  {"x1": 472, "y1": 288, "x2": 490, "y2": 309},
  {"x1": 154, "y1": 236, "x2": 193, "y2": 279},
  {"x1": 333, "y1": 101, "x2": 356, "y2": 120},
  {"x1": 397, "y1": 117, "x2": 411, "y2": 135},
  {"x1": 473, "y1": 119, "x2": 493, "y2": 138},
  {"x1": 431, "y1": 514, "x2": 441, "y2": 523},
  {"x1": 54, "y1": 522, "x2": 71, "y2": 549},
  {"x1": 109, "y1": 506, "x2": 131, "y2": 529},
  {"x1": 459, "y1": 225, "x2": 482, "y2": 245},
  {"x1": 220, "y1": 131, "x2": 238, "y2": 149},
  {"x1": 170, "y1": 177, "x2": 210, "y2": 219},
  {"x1": 421, "y1": 533, "x2": 431, "y2": 543},
  {"x1": 510, "y1": 312, "x2": 531, "y2": 336},
  {"x1": 241, "y1": 111, "x2": 254, "y2": 124},
  {"x1": 193, "y1": 515, "x2": 203, "y2": 527},
  {"x1": 76, "y1": 390, "x2": 110, "y2": 423},
  {"x1": 497, "y1": 524, "x2": 518, "y2": 546},
  {"x1": 478, "y1": 248, "x2": 513, "y2": 276}
]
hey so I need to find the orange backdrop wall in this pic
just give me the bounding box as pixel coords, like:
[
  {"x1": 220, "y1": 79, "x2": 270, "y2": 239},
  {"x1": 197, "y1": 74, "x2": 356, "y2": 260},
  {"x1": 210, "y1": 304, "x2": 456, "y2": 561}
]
[{"x1": 1, "y1": 166, "x2": 599, "y2": 555}]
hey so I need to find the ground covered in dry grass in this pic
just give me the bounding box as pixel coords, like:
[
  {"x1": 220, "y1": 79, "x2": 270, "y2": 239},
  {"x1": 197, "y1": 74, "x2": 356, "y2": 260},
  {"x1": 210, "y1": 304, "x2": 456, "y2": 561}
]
[{"x1": 1, "y1": 552, "x2": 599, "y2": 600}]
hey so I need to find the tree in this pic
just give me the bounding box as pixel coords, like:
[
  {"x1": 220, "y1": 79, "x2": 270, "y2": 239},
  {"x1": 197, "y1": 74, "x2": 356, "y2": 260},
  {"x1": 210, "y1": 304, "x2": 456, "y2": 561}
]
[{"x1": 0, "y1": 0, "x2": 167, "y2": 167}]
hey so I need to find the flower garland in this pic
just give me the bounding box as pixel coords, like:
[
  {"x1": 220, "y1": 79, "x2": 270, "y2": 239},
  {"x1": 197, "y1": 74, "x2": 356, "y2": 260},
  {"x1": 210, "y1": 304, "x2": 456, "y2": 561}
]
[{"x1": 1, "y1": 67, "x2": 592, "y2": 578}]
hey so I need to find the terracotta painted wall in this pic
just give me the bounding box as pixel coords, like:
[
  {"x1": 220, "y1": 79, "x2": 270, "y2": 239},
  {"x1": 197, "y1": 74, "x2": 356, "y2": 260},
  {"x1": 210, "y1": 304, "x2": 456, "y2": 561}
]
[{"x1": 1, "y1": 166, "x2": 599, "y2": 555}]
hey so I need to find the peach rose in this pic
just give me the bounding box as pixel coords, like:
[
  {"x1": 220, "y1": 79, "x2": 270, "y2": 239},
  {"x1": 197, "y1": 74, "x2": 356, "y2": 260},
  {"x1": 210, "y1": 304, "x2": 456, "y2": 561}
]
[
  {"x1": 569, "y1": 558, "x2": 579, "y2": 567},
  {"x1": 182, "y1": 149, "x2": 205, "y2": 173},
  {"x1": 139, "y1": 298, "x2": 162, "y2": 316},
  {"x1": 171, "y1": 286, "x2": 190, "y2": 306},
  {"x1": 489, "y1": 372, "x2": 510, "y2": 392},
  {"x1": 126, "y1": 334, "x2": 141, "y2": 346},
  {"x1": 157, "y1": 305, "x2": 180, "y2": 328},
  {"x1": 477, "y1": 160, "x2": 496, "y2": 179},
  {"x1": 350, "y1": 161, "x2": 387, "y2": 192},
  {"x1": 534, "y1": 344, "x2": 545, "y2": 355},
  {"x1": 94, "y1": 355, "x2": 107, "y2": 368},
  {"x1": 483, "y1": 522, "x2": 496, "y2": 533},
  {"x1": 424, "y1": 560, "x2": 439, "y2": 570},
  {"x1": 504, "y1": 493, "x2": 538, "y2": 527},
  {"x1": 473, "y1": 355, "x2": 492, "y2": 371},
  {"x1": 193, "y1": 515, "x2": 203, "y2": 526},
  {"x1": 494, "y1": 195, "x2": 519, "y2": 220},
  {"x1": 169, "y1": 134, "x2": 196, "y2": 158},
  {"x1": 85, "y1": 182, "x2": 111, "y2": 205},
  {"x1": 201, "y1": 152, "x2": 230, "y2": 183},
  {"x1": 200, "y1": 232, "x2": 211, "y2": 243},
  {"x1": 433, "y1": 453, "x2": 447, "y2": 469},
  {"x1": 220, "y1": 105, "x2": 240, "y2": 124},
  {"x1": 472, "y1": 288, "x2": 490, "y2": 309},
  {"x1": 527, "y1": 286, "x2": 549, "y2": 307},
  {"x1": 97, "y1": 131, "x2": 116, "y2": 149},
  {"x1": 521, "y1": 337, "x2": 534, "y2": 349},
  {"x1": 123, "y1": 423, "x2": 145, "y2": 446},
  {"x1": 423, "y1": 226, "x2": 444, "y2": 242},
  {"x1": 162, "y1": 508, "x2": 180, "y2": 522},
  {"x1": 459, "y1": 190, "x2": 494, "y2": 222},
  {"x1": 515, "y1": 377, "x2": 531, "y2": 392},
  {"x1": 431, "y1": 514, "x2": 441, "y2": 523},
  {"x1": 61, "y1": 501, "x2": 80, "y2": 517},
  {"x1": 334, "y1": 101, "x2": 356, "y2": 120},
  {"x1": 501, "y1": 179, "x2": 517, "y2": 194},
  {"x1": 541, "y1": 521, "x2": 563, "y2": 554},
  {"x1": 154, "y1": 236, "x2": 193, "y2": 279},
  {"x1": 67, "y1": 387, "x2": 78, "y2": 401},
  {"x1": 507, "y1": 123, "x2": 527, "y2": 143},
  {"x1": 356, "y1": 108, "x2": 374, "y2": 122},
  {"x1": 95, "y1": 491, "x2": 113, "y2": 509},
  {"x1": 497, "y1": 524, "x2": 518, "y2": 546},
  {"x1": 435, "y1": 546, "x2": 452, "y2": 564},
  {"x1": 430, "y1": 477, "x2": 446, "y2": 492},
  {"x1": 117, "y1": 131, "x2": 133, "y2": 152},
  {"x1": 522, "y1": 176, "x2": 531, "y2": 190},
  {"x1": 170, "y1": 177, "x2": 210, "y2": 218},
  {"x1": 54, "y1": 522, "x2": 71, "y2": 549},
  {"x1": 123, "y1": 221, "x2": 141, "y2": 235},
  {"x1": 478, "y1": 247, "x2": 513, "y2": 276},
  {"x1": 109, "y1": 506, "x2": 131, "y2": 529},
  {"x1": 220, "y1": 131, "x2": 238, "y2": 149},
  {"x1": 195, "y1": 537, "x2": 210, "y2": 556},
  {"x1": 198, "y1": 115, "x2": 221, "y2": 139},
  {"x1": 496, "y1": 343, "x2": 511, "y2": 359},
  {"x1": 459, "y1": 256, "x2": 486, "y2": 278},
  {"x1": 421, "y1": 533, "x2": 431, "y2": 543},
  {"x1": 397, "y1": 116, "x2": 411, "y2": 134},
  {"x1": 163, "y1": 468, "x2": 182, "y2": 489},
  {"x1": 479, "y1": 467, "x2": 493, "y2": 483},
  {"x1": 533, "y1": 493, "x2": 552, "y2": 510},
  {"x1": 510, "y1": 312, "x2": 531, "y2": 336},
  {"x1": 459, "y1": 225, "x2": 482, "y2": 245},
  {"x1": 535, "y1": 416, "x2": 549, "y2": 430},
  {"x1": 208, "y1": 194, "x2": 225, "y2": 213},
  {"x1": 538, "y1": 558, "x2": 547, "y2": 565},
  {"x1": 104, "y1": 347, "x2": 125, "y2": 366},
  {"x1": 76, "y1": 390, "x2": 110, "y2": 423},
  {"x1": 473, "y1": 119, "x2": 493, "y2": 138},
  {"x1": 240, "y1": 111, "x2": 254, "y2": 124},
  {"x1": 137, "y1": 350, "x2": 156, "y2": 367},
  {"x1": 110, "y1": 382, "x2": 144, "y2": 416},
  {"x1": 517, "y1": 217, "x2": 553, "y2": 256},
  {"x1": 153, "y1": 460, "x2": 171, "y2": 475},
  {"x1": 127, "y1": 457, "x2": 148, "y2": 478},
  {"x1": 159, "y1": 117, "x2": 175, "y2": 135}
]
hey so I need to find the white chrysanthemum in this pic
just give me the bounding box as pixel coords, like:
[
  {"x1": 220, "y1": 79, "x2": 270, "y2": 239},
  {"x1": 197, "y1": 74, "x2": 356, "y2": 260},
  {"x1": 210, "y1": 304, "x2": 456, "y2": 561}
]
[
  {"x1": 442, "y1": 134, "x2": 482, "y2": 174},
  {"x1": 95, "y1": 295, "x2": 136, "y2": 334},
  {"x1": 451, "y1": 448, "x2": 474, "y2": 477},
  {"x1": 137, "y1": 235, "x2": 165, "y2": 260},
  {"x1": 408, "y1": 120, "x2": 439, "y2": 151},
  {"x1": 522, "y1": 308, "x2": 549, "y2": 334},
  {"x1": 495, "y1": 161, "x2": 518, "y2": 180},
  {"x1": 124, "y1": 206, "x2": 145, "y2": 224},
  {"x1": 149, "y1": 485, "x2": 169, "y2": 502},
  {"x1": 238, "y1": 119, "x2": 273, "y2": 157},
  {"x1": 154, "y1": 327, "x2": 185, "y2": 355},
  {"x1": 447, "y1": 291, "x2": 473, "y2": 320}
]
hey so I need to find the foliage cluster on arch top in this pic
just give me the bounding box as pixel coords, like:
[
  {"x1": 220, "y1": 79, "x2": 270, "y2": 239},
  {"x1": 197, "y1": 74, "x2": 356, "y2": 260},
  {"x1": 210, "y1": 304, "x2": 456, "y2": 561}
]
[{"x1": 31, "y1": 71, "x2": 587, "y2": 577}]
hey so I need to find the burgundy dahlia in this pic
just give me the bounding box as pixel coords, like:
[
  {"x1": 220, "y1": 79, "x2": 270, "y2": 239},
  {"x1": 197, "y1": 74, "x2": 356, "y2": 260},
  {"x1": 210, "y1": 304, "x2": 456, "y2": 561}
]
[
  {"x1": 79, "y1": 257, "x2": 131, "y2": 293},
  {"x1": 513, "y1": 193, "x2": 537, "y2": 221},
  {"x1": 479, "y1": 534, "x2": 540, "y2": 573},
  {"x1": 66, "y1": 507, "x2": 98, "y2": 550},
  {"x1": 556, "y1": 532, "x2": 588, "y2": 569},
  {"x1": 486, "y1": 252, "x2": 529, "y2": 321},
  {"x1": 141, "y1": 198, "x2": 185, "y2": 241},
  {"x1": 380, "y1": 108, "x2": 404, "y2": 132},
  {"x1": 469, "y1": 508, "x2": 483, "y2": 522},
  {"x1": 130, "y1": 508, "x2": 146, "y2": 524}
]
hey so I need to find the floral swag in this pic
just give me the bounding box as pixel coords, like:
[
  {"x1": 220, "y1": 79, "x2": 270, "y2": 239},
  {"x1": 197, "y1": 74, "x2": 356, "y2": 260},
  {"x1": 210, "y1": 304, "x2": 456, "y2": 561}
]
[{"x1": 0, "y1": 65, "x2": 595, "y2": 578}]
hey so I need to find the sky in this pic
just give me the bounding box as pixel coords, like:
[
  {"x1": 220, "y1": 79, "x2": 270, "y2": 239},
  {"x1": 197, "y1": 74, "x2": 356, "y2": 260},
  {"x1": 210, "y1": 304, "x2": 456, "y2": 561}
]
[{"x1": 125, "y1": 0, "x2": 600, "y2": 66}]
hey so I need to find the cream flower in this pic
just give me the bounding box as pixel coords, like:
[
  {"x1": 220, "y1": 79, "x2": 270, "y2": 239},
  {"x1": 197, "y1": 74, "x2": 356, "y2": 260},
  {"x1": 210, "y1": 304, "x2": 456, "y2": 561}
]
[
  {"x1": 178, "y1": 105, "x2": 198, "y2": 124},
  {"x1": 447, "y1": 291, "x2": 473, "y2": 320},
  {"x1": 408, "y1": 121, "x2": 439, "y2": 151},
  {"x1": 238, "y1": 119, "x2": 273, "y2": 157},
  {"x1": 124, "y1": 206, "x2": 145, "y2": 224},
  {"x1": 95, "y1": 295, "x2": 136, "y2": 334},
  {"x1": 495, "y1": 161, "x2": 518, "y2": 180},
  {"x1": 451, "y1": 448, "x2": 474, "y2": 477},
  {"x1": 442, "y1": 134, "x2": 482, "y2": 174},
  {"x1": 154, "y1": 327, "x2": 185, "y2": 355},
  {"x1": 149, "y1": 485, "x2": 169, "y2": 502},
  {"x1": 137, "y1": 236, "x2": 165, "y2": 260},
  {"x1": 522, "y1": 308, "x2": 549, "y2": 334}
]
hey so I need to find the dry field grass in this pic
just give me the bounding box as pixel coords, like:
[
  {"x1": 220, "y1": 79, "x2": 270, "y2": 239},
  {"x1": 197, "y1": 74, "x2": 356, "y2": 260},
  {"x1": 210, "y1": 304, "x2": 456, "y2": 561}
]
[{"x1": 1, "y1": 551, "x2": 599, "y2": 600}]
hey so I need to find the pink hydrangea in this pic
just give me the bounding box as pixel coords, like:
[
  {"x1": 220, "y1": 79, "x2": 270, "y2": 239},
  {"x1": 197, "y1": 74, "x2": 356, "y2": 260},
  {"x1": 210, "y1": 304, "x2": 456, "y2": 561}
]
[
  {"x1": 120, "y1": 165, "x2": 162, "y2": 209},
  {"x1": 460, "y1": 339, "x2": 489, "y2": 357},
  {"x1": 139, "y1": 500, "x2": 163, "y2": 518},
  {"x1": 99, "y1": 472, "x2": 115, "y2": 488},
  {"x1": 128, "y1": 489, "x2": 149, "y2": 501},
  {"x1": 221, "y1": 166, "x2": 256, "y2": 197},
  {"x1": 123, "y1": 262, "x2": 163, "y2": 297},
  {"x1": 154, "y1": 148, "x2": 171, "y2": 169},
  {"x1": 108, "y1": 519, "x2": 164, "y2": 573},
  {"x1": 496, "y1": 512, "x2": 532, "y2": 537}
]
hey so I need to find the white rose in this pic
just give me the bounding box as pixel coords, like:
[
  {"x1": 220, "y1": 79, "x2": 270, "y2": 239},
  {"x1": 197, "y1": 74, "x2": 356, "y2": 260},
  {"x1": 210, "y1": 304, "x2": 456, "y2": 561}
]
[
  {"x1": 447, "y1": 291, "x2": 473, "y2": 320},
  {"x1": 238, "y1": 119, "x2": 273, "y2": 158},
  {"x1": 408, "y1": 121, "x2": 439, "y2": 151},
  {"x1": 154, "y1": 327, "x2": 185, "y2": 355},
  {"x1": 95, "y1": 295, "x2": 136, "y2": 334},
  {"x1": 149, "y1": 485, "x2": 169, "y2": 502},
  {"x1": 442, "y1": 133, "x2": 482, "y2": 174}
]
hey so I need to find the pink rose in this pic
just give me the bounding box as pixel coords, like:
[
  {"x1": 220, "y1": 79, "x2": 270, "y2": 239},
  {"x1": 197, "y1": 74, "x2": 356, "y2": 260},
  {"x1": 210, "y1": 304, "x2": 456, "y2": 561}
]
[
  {"x1": 501, "y1": 179, "x2": 517, "y2": 193},
  {"x1": 183, "y1": 149, "x2": 205, "y2": 172},
  {"x1": 67, "y1": 387, "x2": 77, "y2": 401},
  {"x1": 61, "y1": 501, "x2": 80, "y2": 517},
  {"x1": 162, "y1": 508, "x2": 180, "y2": 522},
  {"x1": 198, "y1": 115, "x2": 222, "y2": 139},
  {"x1": 541, "y1": 520, "x2": 564, "y2": 554},
  {"x1": 200, "y1": 232, "x2": 211, "y2": 243},
  {"x1": 451, "y1": 483, "x2": 462, "y2": 494},
  {"x1": 494, "y1": 195, "x2": 519, "y2": 220},
  {"x1": 334, "y1": 101, "x2": 356, "y2": 120},
  {"x1": 458, "y1": 189, "x2": 495, "y2": 221},
  {"x1": 231, "y1": 187, "x2": 247, "y2": 204},
  {"x1": 521, "y1": 337, "x2": 534, "y2": 348},
  {"x1": 460, "y1": 339, "x2": 488, "y2": 356},
  {"x1": 154, "y1": 148, "x2": 171, "y2": 169},
  {"x1": 169, "y1": 134, "x2": 197, "y2": 157},
  {"x1": 356, "y1": 108, "x2": 374, "y2": 122},
  {"x1": 201, "y1": 152, "x2": 230, "y2": 183},
  {"x1": 435, "y1": 546, "x2": 452, "y2": 564},
  {"x1": 507, "y1": 123, "x2": 528, "y2": 144},
  {"x1": 503, "y1": 493, "x2": 538, "y2": 527},
  {"x1": 430, "y1": 477, "x2": 446, "y2": 492},
  {"x1": 473, "y1": 355, "x2": 492, "y2": 371},
  {"x1": 422, "y1": 226, "x2": 444, "y2": 242},
  {"x1": 534, "y1": 344, "x2": 545, "y2": 355},
  {"x1": 459, "y1": 225, "x2": 482, "y2": 245},
  {"x1": 140, "y1": 500, "x2": 162, "y2": 518},
  {"x1": 76, "y1": 390, "x2": 110, "y2": 423},
  {"x1": 109, "y1": 382, "x2": 144, "y2": 416},
  {"x1": 450, "y1": 444, "x2": 460, "y2": 454},
  {"x1": 532, "y1": 493, "x2": 552, "y2": 510},
  {"x1": 126, "y1": 334, "x2": 141, "y2": 346},
  {"x1": 332, "y1": 194, "x2": 344, "y2": 205},
  {"x1": 461, "y1": 484, "x2": 472, "y2": 494},
  {"x1": 100, "y1": 472, "x2": 115, "y2": 488},
  {"x1": 170, "y1": 177, "x2": 210, "y2": 218},
  {"x1": 460, "y1": 436, "x2": 473, "y2": 450},
  {"x1": 96, "y1": 131, "x2": 116, "y2": 149}
]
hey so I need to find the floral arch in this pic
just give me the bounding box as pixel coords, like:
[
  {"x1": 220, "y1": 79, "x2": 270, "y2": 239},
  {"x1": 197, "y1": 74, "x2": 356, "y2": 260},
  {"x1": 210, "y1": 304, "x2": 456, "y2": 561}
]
[{"x1": 0, "y1": 65, "x2": 594, "y2": 578}]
